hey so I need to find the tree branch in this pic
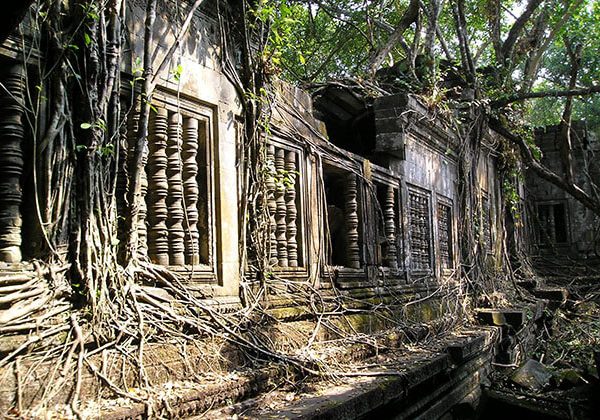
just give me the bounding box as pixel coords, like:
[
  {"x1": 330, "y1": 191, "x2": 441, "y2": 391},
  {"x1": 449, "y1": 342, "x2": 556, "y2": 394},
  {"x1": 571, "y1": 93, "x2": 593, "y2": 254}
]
[
  {"x1": 521, "y1": 0, "x2": 583, "y2": 91},
  {"x1": 500, "y1": 0, "x2": 543, "y2": 61},
  {"x1": 451, "y1": 0, "x2": 475, "y2": 86},
  {"x1": 490, "y1": 118, "x2": 600, "y2": 217},
  {"x1": 367, "y1": 0, "x2": 419, "y2": 75},
  {"x1": 492, "y1": 85, "x2": 600, "y2": 107}
]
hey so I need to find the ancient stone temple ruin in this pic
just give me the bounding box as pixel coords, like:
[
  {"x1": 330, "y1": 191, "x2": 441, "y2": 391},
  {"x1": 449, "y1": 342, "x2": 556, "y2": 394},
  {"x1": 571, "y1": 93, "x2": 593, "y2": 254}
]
[
  {"x1": 0, "y1": 1, "x2": 597, "y2": 418},
  {"x1": 528, "y1": 122, "x2": 600, "y2": 261}
]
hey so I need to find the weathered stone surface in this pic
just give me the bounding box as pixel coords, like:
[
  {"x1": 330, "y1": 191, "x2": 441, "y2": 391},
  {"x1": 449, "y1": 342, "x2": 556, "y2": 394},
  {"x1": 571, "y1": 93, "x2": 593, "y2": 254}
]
[{"x1": 511, "y1": 359, "x2": 552, "y2": 390}]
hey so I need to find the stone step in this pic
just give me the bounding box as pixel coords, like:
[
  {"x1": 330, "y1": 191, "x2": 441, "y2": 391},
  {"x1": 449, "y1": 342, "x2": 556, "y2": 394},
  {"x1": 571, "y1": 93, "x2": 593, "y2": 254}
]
[
  {"x1": 533, "y1": 287, "x2": 568, "y2": 302},
  {"x1": 475, "y1": 308, "x2": 524, "y2": 330},
  {"x1": 516, "y1": 279, "x2": 537, "y2": 291}
]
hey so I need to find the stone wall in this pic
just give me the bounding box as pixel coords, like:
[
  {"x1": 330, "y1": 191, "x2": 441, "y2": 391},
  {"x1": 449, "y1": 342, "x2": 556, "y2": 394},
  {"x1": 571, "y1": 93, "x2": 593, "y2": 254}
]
[{"x1": 528, "y1": 122, "x2": 600, "y2": 260}]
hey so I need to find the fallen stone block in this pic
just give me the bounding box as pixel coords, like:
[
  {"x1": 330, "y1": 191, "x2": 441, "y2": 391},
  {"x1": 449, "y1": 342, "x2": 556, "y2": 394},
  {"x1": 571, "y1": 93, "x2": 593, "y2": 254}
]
[{"x1": 511, "y1": 359, "x2": 552, "y2": 391}]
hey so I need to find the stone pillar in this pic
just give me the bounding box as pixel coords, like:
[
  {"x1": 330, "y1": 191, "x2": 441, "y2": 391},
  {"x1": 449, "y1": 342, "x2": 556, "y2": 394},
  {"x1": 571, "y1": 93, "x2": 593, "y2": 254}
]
[
  {"x1": 266, "y1": 145, "x2": 278, "y2": 265},
  {"x1": 0, "y1": 64, "x2": 25, "y2": 263},
  {"x1": 167, "y1": 112, "x2": 185, "y2": 265},
  {"x1": 384, "y1": 186, "x2": 398, "y2": 270},
  {"x1": 344, "y1": 173, "x2": 360, "y2": 269},
  {"x1": 285, "y1": 150, "x2": 298, "y2": 267},
  {"x1": 274, "y1": 148, "x2": 288, "y2": 267},
  {"x1": 147, "y1": 107, "x2": 169, "y2": 265},
  {"x1": 182, "y1": 117, "x2": 200, "y2": 265}
]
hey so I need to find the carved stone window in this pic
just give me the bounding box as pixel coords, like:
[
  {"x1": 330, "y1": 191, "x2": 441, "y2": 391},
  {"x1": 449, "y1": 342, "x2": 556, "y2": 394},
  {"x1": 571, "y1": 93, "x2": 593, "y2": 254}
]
[
  {"x1": 122, "y1": 96, "x2": 215, "y2": 279},
  {"x1": 375, "y1": 183, "x2": 401, "y2": 271},
  {"x1": 437, "y1": 201, "x2": 453, "y2": 270},
  {"x1": 323, "y1": 164, "x2": 362, "y2": 269},
  {"x1": 265, "y1": 143, "x2": 304, "y2": 269},
  {"x1": 408, "y1": 188, "x2": 432, "y2": 272}
]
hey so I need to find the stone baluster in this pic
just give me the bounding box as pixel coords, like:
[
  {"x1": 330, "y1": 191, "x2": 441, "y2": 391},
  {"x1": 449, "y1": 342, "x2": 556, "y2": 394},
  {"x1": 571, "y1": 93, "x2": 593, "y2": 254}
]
[
  {"x1": 344, "y1": 173, "x2": 361, "y2": 269},
  {"x1": 274, "y1": 148, "x2": 288, "y2": 267},
  {"x1": 285, "y1": 151, "x2": 298, "y2": 267},
  {"x1": 126, "y1": 103, "x2": 149, "y2": 256},
  {"x1": 147, "y1": 108, "x2": 169, "y2": 265},
  {"x1": 0, "y1": 64, "x2": 25, "y2": 263},
  {"x1": 266, "y1": 145, "x2": 278, "y2": 265},
  {"x1": 182, "y1": 117, "x2": 200, "y2": 265},
  {"x1": 139, "y1": 146, "x2": 149, "y2": 257},
  {"x1": 384, "y1": 186, "x2": 398, "y2": 270},
  {"x1": 167, "y1": 112, "x2": 185, "y2": 265}
]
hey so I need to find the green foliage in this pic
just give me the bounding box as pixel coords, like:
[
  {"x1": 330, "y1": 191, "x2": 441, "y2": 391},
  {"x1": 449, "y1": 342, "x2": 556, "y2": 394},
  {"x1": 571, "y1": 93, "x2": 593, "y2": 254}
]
[
  {"x1": 130, "y1": 56, "x2": 144, "y2": 88},
  {"x1": 527, "y1": 1, "x2": 600, "y2": 133},
  {"x1": 80, "y1": 118, "x2": 107, "y2": 132},
  {"x1": 170, "y1": 63, "x2": 184, "y2": 83}
]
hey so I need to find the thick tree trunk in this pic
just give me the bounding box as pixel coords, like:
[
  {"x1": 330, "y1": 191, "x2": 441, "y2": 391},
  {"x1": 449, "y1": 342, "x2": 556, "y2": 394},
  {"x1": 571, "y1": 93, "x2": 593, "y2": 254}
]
[{"x1": 126, "y1": 0, "x2": 157, "y2": 262}]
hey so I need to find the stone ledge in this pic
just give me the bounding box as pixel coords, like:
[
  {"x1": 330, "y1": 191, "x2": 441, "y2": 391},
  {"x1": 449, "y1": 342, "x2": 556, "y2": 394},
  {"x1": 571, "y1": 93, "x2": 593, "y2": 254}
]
[{"x1": 202, "y1": 330, "x2": 494, "y2": 419}]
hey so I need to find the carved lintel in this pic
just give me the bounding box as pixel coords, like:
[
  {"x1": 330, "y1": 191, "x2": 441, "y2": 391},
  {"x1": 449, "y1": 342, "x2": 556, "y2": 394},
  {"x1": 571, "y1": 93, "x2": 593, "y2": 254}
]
[
  {"x1": 344, "y1": 173, "x2": 360, "y2": 269},
  {"x1": 167, "y1": 112, "x2": 185, "y2": 265},
  {"x1": 0, "y1": 63, "x2": 25, "y2": 263},
  {"x1": 284, "y1": 150, "x2": 298, "y2": 267}
]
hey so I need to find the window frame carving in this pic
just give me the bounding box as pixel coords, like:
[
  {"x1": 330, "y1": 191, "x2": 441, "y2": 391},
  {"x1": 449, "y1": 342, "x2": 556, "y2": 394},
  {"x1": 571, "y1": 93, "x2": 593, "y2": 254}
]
[
  {"x1": 265, "y1": 138, "x2": 310, "y2": 276},
  {"x1": 142, "y1": 89, "x2": 218, "y2": 283},
  {"x1": 407, "y1": 185, "x2": 433, "y2": 273}
]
